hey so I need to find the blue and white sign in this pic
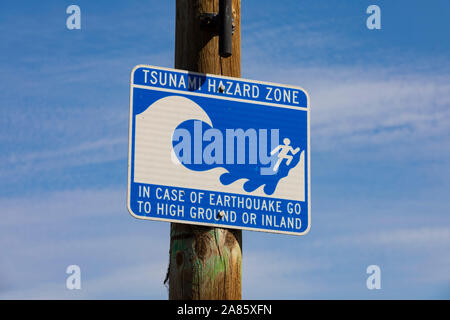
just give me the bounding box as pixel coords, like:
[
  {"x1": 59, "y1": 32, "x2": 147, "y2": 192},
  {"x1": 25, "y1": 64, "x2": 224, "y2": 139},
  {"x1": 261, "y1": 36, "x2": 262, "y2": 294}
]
[{"x1": 127, "y1": 65, "x2": 310, "y2": 235}]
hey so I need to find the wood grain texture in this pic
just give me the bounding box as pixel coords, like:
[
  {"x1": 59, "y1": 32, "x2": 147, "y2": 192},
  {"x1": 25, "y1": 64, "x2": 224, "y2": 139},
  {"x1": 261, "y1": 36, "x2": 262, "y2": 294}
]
[
  {"x1": 175, "y1": 0, "x2": 241, "y2": 77},
  {"x1": 167, "y1": 0, "x2": 242, "y2": 300}
]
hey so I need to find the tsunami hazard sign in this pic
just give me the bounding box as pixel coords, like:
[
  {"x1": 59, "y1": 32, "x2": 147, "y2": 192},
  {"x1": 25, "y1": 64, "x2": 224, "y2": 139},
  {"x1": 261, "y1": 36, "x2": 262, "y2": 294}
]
[{"x1": 127, "y1": 65, "x2": 310, "y2": 235}]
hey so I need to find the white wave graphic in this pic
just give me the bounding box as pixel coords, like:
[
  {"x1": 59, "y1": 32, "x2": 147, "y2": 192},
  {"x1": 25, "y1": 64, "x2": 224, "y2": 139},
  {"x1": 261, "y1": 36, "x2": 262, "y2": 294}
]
[{"x1": 133, "y1": 95, "x2": 304, "y2": 201}]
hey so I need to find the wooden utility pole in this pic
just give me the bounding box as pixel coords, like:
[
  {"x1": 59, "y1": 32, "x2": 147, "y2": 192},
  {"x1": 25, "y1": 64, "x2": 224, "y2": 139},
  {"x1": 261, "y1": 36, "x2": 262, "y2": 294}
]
[{"x1": 166, "y1": 0, "x2": 242, "y2": 300}]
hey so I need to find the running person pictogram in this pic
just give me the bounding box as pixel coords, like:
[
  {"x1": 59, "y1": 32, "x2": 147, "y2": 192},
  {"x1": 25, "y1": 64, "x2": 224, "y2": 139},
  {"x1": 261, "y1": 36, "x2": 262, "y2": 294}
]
[{"x1": 270, "y1": 138, "x2": 300, "y2": 172}]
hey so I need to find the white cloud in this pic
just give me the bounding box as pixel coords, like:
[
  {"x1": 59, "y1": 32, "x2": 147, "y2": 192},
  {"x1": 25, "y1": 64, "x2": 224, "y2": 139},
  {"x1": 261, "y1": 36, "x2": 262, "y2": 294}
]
[
  {"x1": 0, "y1": 136, "x2": 127, "y2": 180},
  {"x1": 245, "y1": 65, "x2": 450, "y2": 157},
  {"x1": 0, "y1": 186, "x2": 448, "y2": 299},
  {"x1": 310, "y1": 226, "x2": 450, "y2": 250},
  {"x1": 4, "y1": 64, "x2": 448, "y2": 183},
  {"x1": 0, "y1": 188, "x2": 124, "y2": 226},
  {"x1": 0, "y1": 263, "x2": 168, "y2": 300},
  {"x1": 243, "y1": 250, "x2": 331, "y2": 299},
  {"x1": 0, "y1": 187, "x2": 170, "y2": 299}
]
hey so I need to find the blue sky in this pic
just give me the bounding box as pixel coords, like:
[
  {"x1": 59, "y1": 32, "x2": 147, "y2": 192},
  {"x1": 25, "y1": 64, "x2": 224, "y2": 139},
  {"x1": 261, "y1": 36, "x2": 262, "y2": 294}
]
[{"x1": 0, "y1": 0, "x2": 449, "y2": 299}]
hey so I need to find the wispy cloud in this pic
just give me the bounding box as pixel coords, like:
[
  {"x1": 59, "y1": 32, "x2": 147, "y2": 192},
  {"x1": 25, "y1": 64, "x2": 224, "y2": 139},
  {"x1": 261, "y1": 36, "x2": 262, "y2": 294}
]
[
  {"x1": 0, "y1": 137, "x2": 127, "y2": 181},
  {"x1": 0, "y1": 178, "x2": 449, "y2": 299},
  {"x1": 242, "y1": 249, "x2": 334, "y2": 299},
  {"x1": 310, "y1": 227, "x2": 450, "y2": 249},
  {"x1": 0, "y1": 263, "x2": 167, "y2": 300},
  {"x1": 0, "y1": 188, "x2": 124, "y2": 226},
  {"x1": 0, "y1": 187, "x2": 170, "y2": 299},
  {"x1": 245, "y1": 64, "x2": 450, "y2": 156}
]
